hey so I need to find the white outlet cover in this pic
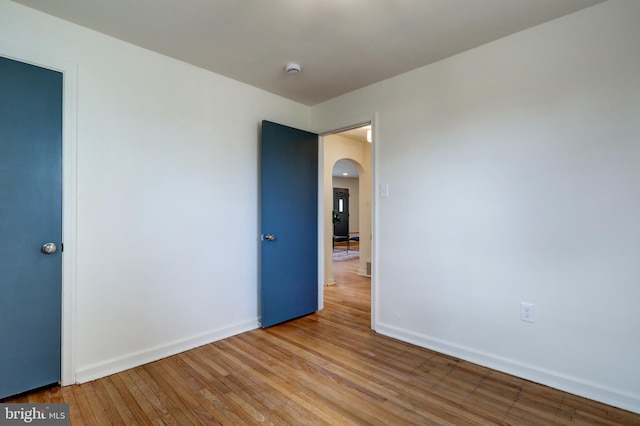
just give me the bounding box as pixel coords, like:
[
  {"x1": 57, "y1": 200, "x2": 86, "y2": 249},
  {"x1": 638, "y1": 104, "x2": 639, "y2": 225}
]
[{"x1": 520, "y1": 302, "x2": 535, "y2": 323}]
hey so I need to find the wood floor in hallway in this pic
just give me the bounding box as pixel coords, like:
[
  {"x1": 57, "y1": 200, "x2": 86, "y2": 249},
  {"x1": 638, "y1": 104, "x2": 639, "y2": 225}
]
[{"x1": 3, "y1": 258, "x2": 639, "y2": 424}]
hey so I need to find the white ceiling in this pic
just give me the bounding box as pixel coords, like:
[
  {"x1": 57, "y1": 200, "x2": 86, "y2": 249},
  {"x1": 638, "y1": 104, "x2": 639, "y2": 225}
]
[
  {"x1": 12, "y1": 0, "x2": 604, "y2": 105},
  {"x1": 339, "y1": 125, "x2": 370, "y2": 144},
  {"x1": 332, "y1": 125, "x2": 370, "y2": 177},
  {"x1": 333, "y1": 159, "x2": 360, "y2": 179}
]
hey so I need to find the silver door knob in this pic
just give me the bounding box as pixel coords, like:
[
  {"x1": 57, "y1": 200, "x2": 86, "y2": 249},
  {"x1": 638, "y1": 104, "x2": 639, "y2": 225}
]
[
  {"x1": 41, "y1": 243, "x2": 57, "y2": 254},
  {"x1": 264, "y1": 234, "x2": 276, "y2": 241}
]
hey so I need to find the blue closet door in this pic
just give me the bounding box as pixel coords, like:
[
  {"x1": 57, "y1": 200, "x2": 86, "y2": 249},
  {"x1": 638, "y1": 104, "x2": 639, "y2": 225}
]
[
  {"x1": 260, "y1": 120, "x2": 318, "y2": 327},
  {"x1": 0, "y1": 56, "x2": 62, "y2": 398}
]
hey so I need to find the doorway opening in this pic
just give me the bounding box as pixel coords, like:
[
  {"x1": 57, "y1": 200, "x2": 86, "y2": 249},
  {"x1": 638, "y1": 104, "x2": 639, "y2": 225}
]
[{"x1": 321, "y1": 123, "x2": 373, "y2": 324}]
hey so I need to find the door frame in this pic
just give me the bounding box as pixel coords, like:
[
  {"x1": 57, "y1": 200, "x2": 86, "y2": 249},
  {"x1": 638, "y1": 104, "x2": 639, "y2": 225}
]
[
  {"x1": 316, "y1": 112, "x2": 378, "y2": 330},
  {"x1": 1, "y1": 44, "x2": 78, "y2": 386}
]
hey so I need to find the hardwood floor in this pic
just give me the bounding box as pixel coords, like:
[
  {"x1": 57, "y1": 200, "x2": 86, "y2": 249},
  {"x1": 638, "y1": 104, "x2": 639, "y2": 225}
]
[{"x1": 4, "y1": 259, "x2": 639, "y2": 425}]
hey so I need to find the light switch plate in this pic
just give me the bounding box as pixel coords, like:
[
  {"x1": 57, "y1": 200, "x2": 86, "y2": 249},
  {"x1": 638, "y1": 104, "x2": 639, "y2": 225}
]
[{"x1": 380, "y1": 183, "x2": 389, "y2": 198}]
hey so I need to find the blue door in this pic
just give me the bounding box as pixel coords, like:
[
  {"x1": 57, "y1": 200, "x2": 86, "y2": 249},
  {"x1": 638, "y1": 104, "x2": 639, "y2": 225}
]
[
  {"x1": 260, "y1": 121, "x2": 318, "y2": 327},
  {"x1": 0, "y1": 57, "x2": 62, "y2": 398}
]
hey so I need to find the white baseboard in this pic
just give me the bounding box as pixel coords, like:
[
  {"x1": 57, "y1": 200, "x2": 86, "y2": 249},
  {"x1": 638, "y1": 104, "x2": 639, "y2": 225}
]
[
  {"x1": 375, "y1": 322, "x2": 640, "y2": 415},
  {"x1": 75, "y1": 319, "x2": 259, "y2": 383}
]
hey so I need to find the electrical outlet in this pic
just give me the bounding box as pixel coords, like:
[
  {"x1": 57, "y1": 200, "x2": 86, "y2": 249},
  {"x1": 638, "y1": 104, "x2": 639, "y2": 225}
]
[{"x1": 520, "y1": 302, "x2": 535, "y2": 323}]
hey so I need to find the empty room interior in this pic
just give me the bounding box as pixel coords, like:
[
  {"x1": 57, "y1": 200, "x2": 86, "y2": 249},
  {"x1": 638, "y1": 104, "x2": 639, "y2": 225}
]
[{"x1": 1, "y1": 0, "x2": 639, "y2": 423}]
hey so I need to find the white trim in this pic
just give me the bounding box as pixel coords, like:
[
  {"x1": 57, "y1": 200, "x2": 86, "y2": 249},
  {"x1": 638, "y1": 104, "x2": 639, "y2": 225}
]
[
  {"x1": 317, "y1": 135, "x2": 325, "y2": 311},
  {"x1": 75, "y1": 319, "x2": 259, "y2": 383},
  {"x1": 376, "y1": 322, "x2": 640, "y2": 415},
  {"x1": 0, "y1": 44, "x2": 78, "y2": 386},
  {"x1": 370, "y1": 113, "x2": 379, "y2": 332},
  {"x1": 314, "y1": 112, "x2": 378, "y2": 331}
]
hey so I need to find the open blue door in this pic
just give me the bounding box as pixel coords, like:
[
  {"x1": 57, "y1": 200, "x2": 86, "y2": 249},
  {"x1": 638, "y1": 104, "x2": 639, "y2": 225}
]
[
  {"x1": 0, "y1": 57, "x2": 62, "y2": 398},
  {"x1": 260, "y1": 121, "x2": 318, "y2": 327}
]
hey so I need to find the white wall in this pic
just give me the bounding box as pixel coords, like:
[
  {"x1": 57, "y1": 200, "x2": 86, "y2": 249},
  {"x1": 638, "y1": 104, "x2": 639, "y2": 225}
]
[
  {"x1": 312, "y1": 0, "x2": 640, "y2": 413},
  {"x1": 0, "y1": 0, "x2": 310, "y2": 382}
]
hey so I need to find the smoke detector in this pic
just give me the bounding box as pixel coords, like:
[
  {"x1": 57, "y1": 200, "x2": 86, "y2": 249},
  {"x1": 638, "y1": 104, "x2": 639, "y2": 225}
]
[{"x1": 285, "y1": 63, "x2": 301, "y2": 75}]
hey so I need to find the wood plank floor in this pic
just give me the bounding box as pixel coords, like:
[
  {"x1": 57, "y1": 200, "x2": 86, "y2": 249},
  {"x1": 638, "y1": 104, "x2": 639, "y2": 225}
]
[{"x1": 3, "y1": 258, "x2": 639, "y2": 425}]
